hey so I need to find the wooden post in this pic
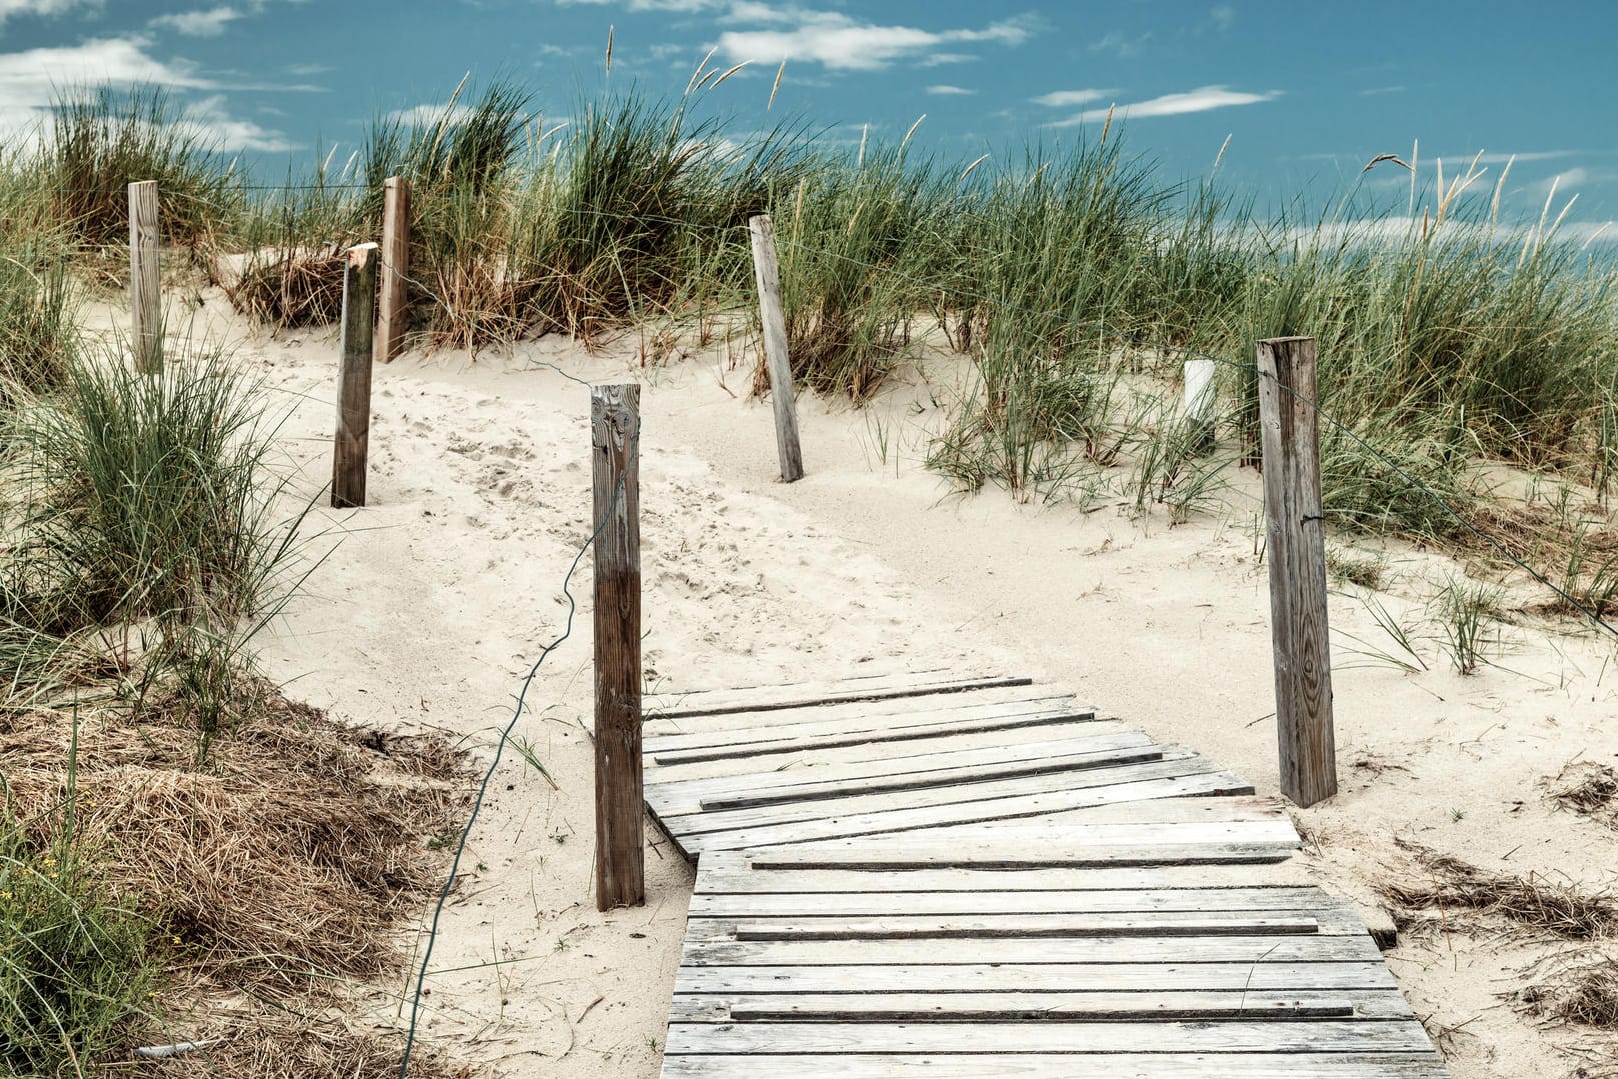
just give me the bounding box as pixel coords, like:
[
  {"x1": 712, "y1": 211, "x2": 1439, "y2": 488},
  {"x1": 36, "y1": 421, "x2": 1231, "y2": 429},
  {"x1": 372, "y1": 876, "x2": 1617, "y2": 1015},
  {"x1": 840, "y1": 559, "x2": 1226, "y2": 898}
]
[
  {"x1": 592, "y1": 383, "x2": 643, "y2": 910},
  {"x1": 1183, "y1": 357, "x2": 1216, "y2": 453},
  {"x1": 128, "y1": 181, "x2": 160, "y2": 373},
  {"x1": 376, "y1": 176, "x2": 411, "y2": 363},
  {"x1": 747, "y1": 214, "x2": 805, "y2": 483},
  {"x1": 331, "y1": 243, "x2": 379, "y2": 509},
  {"x1": 1256, "y1": 336, "x2": 1337, "y2": 807}
]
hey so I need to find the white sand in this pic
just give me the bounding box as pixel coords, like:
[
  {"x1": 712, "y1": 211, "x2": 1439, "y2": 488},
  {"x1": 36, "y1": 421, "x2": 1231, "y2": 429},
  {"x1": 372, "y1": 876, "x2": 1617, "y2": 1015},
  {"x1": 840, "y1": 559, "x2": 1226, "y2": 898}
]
[{"x1": 130, "y1": 294, "x2": 1618, "y2": 1077}]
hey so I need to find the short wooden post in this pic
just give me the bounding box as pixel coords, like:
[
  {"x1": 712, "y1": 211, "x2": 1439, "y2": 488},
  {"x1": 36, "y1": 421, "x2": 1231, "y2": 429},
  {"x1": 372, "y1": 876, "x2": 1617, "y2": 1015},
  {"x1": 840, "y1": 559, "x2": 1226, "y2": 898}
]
[
  {"x1": 747, "y1": 214, "x2": 805, "y2": 483},
  {"x1": 331, "y1": 243, "x2": 379, "y2": 509},
  {"x1": 1183, "y1": 357, "x2": 1216, "y2": 453},
  {"x1": 128, "y1": 181, "x2": 161, "y2": 372},
  {"x1": 376, "y1": 176, "x2": 411, "y2": 362},
  {"x1": 1256, "y1": 336, "x2": 1337, "y2": 807},
  {"x1": 592, "y1": 383, "x2": 644, "y2": 910}
]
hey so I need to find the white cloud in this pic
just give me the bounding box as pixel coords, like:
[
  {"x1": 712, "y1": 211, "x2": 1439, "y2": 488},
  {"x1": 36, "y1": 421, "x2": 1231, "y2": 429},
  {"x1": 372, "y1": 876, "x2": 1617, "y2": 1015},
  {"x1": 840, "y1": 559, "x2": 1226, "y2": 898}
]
[
  {"x1": 151, "y1": 6, "x2": 241, "y2": 37},
  {"x1": 1032, "y1": 88, "x2": 1112, "y2": 109},
  {"x1": 0, "y1": 36, "x2": 294, "y2": 151},
  {"x1": 717, "y1": 11, "x2": 1034, "y2": 71},
  {"x1": 1052, "y1": 85, "x2": 1279, "y2": 126},
  {"x1": 387, "y1": 102, "x2": 476, "y2": 127},
  {"x1": 926, "y1": 84, "x2": 974, "y2": 96},
  {"x1": 1210, "y1": 4, "x2": 1235, "y2": 31},
  {"x1": 181, "y1": 93, "x2": 294, "y2": 150}
]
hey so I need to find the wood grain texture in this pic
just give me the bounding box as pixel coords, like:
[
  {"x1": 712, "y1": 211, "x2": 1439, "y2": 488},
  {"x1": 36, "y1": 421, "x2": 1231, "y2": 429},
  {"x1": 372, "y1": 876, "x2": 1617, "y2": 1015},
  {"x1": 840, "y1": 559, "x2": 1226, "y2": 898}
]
[
  {"x1": 671, "y1": 960, "x2": 1401, "y2": 995},
  {"x1": 331, "y1": 243, "x2": 378, "y2": 508},
  {"x1": 1257, "y1": 337, "x2": 1337, "y2": 807},
  {"x1": 376, "y1": 176, "x2": 411, "y2": 362},
  {"x1": 748, "y1": 213, "x2": 804, "y2": 482},
  {"x1": 670, "y1": 989, "x2": 1415, "y2": 1022},
  {"x1": 662, "y1": 1019, "x2": 1435, "y2": 1055},
  {"x1": 593, "y1": 383, "x2": 643, "y2": 909},
  {"x1": 658, "y1": 1054, "x2": 1449, "y2": 1078},
  {"x1": 127, "y1": 181, "x2": 161, "y2": 373},
  {"x1": 648, "y1": 671, "x2": 1032, "y2": 719}
]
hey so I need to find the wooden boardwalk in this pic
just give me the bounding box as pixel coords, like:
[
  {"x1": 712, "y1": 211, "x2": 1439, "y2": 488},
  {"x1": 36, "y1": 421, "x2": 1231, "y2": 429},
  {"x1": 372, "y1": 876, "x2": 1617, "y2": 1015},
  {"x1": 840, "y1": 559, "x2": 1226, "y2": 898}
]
[{"x1": 644, "y1": 672, "x2": 1446, "y2": 1078}]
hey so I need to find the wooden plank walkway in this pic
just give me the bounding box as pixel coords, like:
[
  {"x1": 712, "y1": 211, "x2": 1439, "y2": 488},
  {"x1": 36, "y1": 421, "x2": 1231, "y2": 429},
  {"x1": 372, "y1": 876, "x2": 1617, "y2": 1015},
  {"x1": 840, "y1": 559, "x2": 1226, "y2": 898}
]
[{"x1": 644, "y1": 672, "x2": 1447, "y2": 1078}]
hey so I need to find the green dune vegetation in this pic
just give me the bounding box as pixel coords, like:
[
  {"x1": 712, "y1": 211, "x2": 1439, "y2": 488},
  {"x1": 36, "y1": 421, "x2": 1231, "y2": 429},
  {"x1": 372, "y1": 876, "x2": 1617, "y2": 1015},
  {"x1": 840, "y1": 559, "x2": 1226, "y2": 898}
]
[{"x1": 1, "y1": 77, "x2": 1616, "y2": 1074}]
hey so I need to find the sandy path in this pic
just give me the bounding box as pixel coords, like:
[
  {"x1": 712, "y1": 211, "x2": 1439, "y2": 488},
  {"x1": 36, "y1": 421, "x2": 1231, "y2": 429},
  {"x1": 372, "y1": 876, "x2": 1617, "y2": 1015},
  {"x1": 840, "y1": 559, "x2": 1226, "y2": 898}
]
[{"x1": 171, "y1": 297, "x2": 1618, "y2": 1079}]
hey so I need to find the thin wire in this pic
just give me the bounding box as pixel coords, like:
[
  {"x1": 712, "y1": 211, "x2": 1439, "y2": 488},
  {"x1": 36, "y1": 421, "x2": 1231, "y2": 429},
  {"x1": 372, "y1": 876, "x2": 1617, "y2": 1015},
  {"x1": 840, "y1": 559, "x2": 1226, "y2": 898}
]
[{"x1": 395, "y1": 423, "x2": 640, "y2": 1077}]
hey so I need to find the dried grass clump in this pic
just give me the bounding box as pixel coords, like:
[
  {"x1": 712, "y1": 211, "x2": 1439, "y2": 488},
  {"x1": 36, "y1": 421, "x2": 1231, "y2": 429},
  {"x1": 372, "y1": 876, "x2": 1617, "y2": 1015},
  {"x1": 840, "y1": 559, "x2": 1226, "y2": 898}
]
[
  {"x1": 0, "y1": 687, "x2": 470, "y2": 991},
  {"x1": 222, "y1": 246, "x2": 348, "y2": 329},
  {"x1": 139, "y1": 1011, "x2": 477, "y2": 1079},
  {"x1": 1547, "y1": 761, "x2": 1618, "y2": 823},
  {"x1": 1383, "y1": 838, "x2": 1618, "y2": 940}
]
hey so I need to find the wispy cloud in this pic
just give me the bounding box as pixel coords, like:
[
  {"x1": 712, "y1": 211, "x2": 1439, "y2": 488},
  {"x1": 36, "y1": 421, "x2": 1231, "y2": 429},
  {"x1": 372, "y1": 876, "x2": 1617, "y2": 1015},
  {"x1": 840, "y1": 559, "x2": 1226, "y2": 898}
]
[
  {"x1": 557, "y1": 0, "x2": 722, "y2": 9},
  {"x1": 150, "y1": 6, "x2": 241, "y2": 37},
  {"x1": 926, "y1": 84, "x2": 974, "y2": 96},
  {"x1": 1032, "y1": 88, "x2": 1113, "y2": 109},
  {"x1": 182, "y1": 93, "x2": 295, "y2": 151},
  {"x1": 0, "y1": 0, "x2": 101, "y2": 27},
  {"x1": 1358, "y1": 85, "x2": 1404, "y2": 96},
  {"x1": 1050, "y1": 85, "x2": 1280, "y2": 126},
  {"x1": 1210, "y1": 4, "x2": 1235, "y2": 31},
  {"x1": 716, "y1": 10, "x2": 1035, "y2": 71}
]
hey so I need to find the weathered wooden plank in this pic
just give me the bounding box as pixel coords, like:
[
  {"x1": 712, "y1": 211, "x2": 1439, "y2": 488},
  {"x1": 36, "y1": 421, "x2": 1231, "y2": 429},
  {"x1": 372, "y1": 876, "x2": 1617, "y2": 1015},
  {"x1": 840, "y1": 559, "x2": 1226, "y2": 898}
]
[
  {"x1": 681, "y1": 932, "x2": 1383, "y2": 966},
  {"x1": 647, "y1": 686, "x2": 1083, "y2": 738},
  {"x1": 692, "y1": 858, "x2": 1317, "y2": 893},
  {"x1": 679, "y1": 769, "x2": 1257, "y2": 854},
  {"x1": 648, "y1": 704, "x2": 1098, "y2": 765},
  {"x1": 683, "y1": 911, "x2": 1331, "y2": 940},
  {"x1": 648, "y1": 672, "x2": 1033, "y2": 719},
  {"x1": 747, "y1": 819, "x2": 1300, "y2": 863},
  {"x1": 670, "y1": 961, "x2": 1401, "y2": 996},
  {"x1": 666, "y1": 752, "x2": 1196, "y2": 838},
  {"x1": 645, "y1": 720, "x2": 1128, "y2": 786},
  {"x1": 688, "y1": 886, "x2": 1333, "y2": 917},
  {"x1": 662, "y1": 1019, "x2": 1437, "y2": 1055},
  {"x1": 699, "y1": 743, "x2": 1166, "y2": 811},
  {"x1": 637, "y1": 724, "x2": 1145, "y2": 808},
  {"x1": 658, "y1": 1053, "x2": 1450, "y2": 1078},
  {"x1": 668, "y1": 988, "x2": 1414, "y2": 1022}
]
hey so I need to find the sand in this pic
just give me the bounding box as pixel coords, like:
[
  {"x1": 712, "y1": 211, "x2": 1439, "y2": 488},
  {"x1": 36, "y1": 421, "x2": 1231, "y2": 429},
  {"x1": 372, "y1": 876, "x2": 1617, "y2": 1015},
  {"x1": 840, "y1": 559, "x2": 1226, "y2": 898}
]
[{"x1": 123, "y1": 293, "x2": 1618, "y2": 1077}]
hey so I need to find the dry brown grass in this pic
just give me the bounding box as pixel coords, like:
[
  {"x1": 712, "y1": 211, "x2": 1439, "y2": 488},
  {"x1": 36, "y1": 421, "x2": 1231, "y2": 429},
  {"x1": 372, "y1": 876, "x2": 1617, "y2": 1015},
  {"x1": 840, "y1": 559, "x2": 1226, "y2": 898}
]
[
  {"x1": 1, "y1": 684, "x2": 475, "y2": 1072},
  {"x1": 1547, "y1": 761, "x2": 1618, "y2": 825},
  {"x1": 1383, "y1": 838, "x2": 1618, "y2": 940},
  {"x1": 220, "y1": 247, "x2": 348, "y2": 330}
]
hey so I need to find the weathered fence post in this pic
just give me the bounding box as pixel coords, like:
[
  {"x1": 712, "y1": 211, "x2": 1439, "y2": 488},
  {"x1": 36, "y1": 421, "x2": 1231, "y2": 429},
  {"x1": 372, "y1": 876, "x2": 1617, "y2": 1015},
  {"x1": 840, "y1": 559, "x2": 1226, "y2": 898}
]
[
  {"x1": 592, "y1": 383, "x2": 644, "y2": 910},
  {"x1": 377, "y1": 176, "x2": 411, "y2": 363},
  {"x1": 1183, "y1": 357, "x2": 1216, "y2": 453},
  {"x1": 128, "y1": 181, "x2": 161, "y2": 372},
  {"x1": 331, "y1": 243, "x2": 379, "y2": 509},
  {"x1": 747, "y1": 214, "x2": 805, "y2": 483},
  {"x1": 1256, "y1": 336, "x2": 1336, "y2": 807}
]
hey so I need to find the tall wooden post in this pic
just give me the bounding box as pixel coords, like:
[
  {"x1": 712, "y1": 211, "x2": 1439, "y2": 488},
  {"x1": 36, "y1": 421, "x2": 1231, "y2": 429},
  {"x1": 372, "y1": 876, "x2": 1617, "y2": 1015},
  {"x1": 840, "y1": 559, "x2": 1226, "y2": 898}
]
[
  {"x1": 592, "y1": 383, "x2": 644, "y2": 910},
  {"x1": 1256, "y1": 336, "x2": 1337, "y2": 807},
  {"x1": 128, "y1": 181, "x2": 161, "y2": 373},
  {"x1": 332, "y1": 243, "x2": 379, "y2": 509},
  {"x1": 747, "y1": 214, "x2": 805, "y2": 483},
  {"x1": 377, "y1": 176, "x2": 411, "y2": 363}
]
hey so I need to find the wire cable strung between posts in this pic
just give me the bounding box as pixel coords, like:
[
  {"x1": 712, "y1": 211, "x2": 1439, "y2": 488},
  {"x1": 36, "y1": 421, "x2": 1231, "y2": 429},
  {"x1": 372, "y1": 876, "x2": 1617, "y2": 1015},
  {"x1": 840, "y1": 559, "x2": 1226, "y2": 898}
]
[{"x1": 394, "y1": 426, "x2": 642, "y2": 1079}]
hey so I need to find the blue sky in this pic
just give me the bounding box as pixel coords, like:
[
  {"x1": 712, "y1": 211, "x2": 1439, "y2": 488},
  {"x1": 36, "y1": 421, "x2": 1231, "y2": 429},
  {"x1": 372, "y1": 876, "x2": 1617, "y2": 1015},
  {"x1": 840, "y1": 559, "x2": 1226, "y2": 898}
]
[{"x1": 0, "y1": 0, "x2": 1613, "y2": 233}]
